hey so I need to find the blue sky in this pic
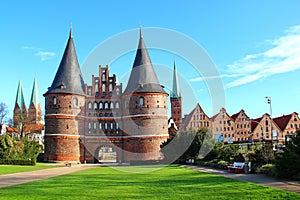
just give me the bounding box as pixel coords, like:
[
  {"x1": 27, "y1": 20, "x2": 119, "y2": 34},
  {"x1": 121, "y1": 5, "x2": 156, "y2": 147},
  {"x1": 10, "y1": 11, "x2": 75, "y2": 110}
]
[{"x1": 1, "y1": 0, "x2": 300, "y2": 120}]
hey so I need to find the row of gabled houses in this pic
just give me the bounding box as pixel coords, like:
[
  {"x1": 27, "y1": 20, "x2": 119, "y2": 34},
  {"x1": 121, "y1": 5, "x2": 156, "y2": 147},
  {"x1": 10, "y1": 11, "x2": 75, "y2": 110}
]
[{"x1": 177, "y1": 103, "x2": 300, "y2": 145}]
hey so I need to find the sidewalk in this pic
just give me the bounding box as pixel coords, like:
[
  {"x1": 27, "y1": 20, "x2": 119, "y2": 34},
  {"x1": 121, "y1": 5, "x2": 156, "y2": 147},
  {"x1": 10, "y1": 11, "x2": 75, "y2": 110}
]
[
  {"x1": 183, "y1": 165, "x2": 300, "y2": 194},
  {"x1": 0, "y1": 164, "x2": 96, "y2": 189}
]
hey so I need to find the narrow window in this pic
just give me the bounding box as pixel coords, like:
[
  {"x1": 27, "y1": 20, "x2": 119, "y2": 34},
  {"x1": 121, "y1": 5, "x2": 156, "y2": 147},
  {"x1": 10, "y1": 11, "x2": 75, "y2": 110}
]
[
  {"x1": 115, "y1": 102, "x2": 120, "y2": 109},
  {"x1": 110, "y1": 102, "x2": 114, "y2": 109},
  {"x1": 53, "y1": 97, "x2": 57, "y2": 105},
  {"x1": 139, "y1": 97, "x2": 144, "y2": 106}
]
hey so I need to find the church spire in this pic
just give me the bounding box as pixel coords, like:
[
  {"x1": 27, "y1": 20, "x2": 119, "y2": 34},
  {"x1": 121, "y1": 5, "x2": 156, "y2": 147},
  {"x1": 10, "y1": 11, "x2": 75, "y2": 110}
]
[
  {"x1": 15, "y1": 81, "x2": 26, "y2": 110},
  {"x1": 124, "y1": 27, "x2": 166, "y2": 94},
  {"x1": 45, "y1": 27, "x2": 85, "y2": 96},
  {"x1": 171, "y1": 60, "x2": 181, "y2": 98},
  {"x1": 29, "y1": 78, "x2": 39, "y2": 108}
]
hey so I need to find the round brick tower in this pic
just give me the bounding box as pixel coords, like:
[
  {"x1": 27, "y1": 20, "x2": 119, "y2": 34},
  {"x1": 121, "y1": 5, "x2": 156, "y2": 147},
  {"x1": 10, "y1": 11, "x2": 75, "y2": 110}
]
[
  {"x1": 121, "y1": 28, "x2": 169, "y2": 161},
  {"x1": 43, "y1": 29, "x2": 86, "y2": 162}
]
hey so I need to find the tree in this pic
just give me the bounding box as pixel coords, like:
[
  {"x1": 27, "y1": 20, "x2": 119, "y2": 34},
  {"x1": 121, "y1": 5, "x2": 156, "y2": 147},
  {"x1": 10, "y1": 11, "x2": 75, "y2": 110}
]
[
  {"x1": 0, "y1": 102, "x2": 10, "y2": 124},
  {"x1": 275, "y1": 130, "x2": 300, "y2": 179},
  {"x1": 161, "y1": 128, "x2": 212, "y2": 163}
]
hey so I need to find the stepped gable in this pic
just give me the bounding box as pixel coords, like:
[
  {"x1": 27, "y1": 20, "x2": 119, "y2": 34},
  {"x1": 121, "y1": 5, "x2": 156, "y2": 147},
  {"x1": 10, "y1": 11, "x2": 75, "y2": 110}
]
[
  {"x1": 45, "y1": 28, "x2": 85, "y2": 96},
  {"x1": 123, "y1": 28, "x2": 166, "y2": 94}
]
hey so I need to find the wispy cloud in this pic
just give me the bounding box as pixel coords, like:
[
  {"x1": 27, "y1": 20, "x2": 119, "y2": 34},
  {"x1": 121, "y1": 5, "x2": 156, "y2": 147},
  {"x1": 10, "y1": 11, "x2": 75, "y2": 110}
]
[
  {"x1": 190, "y1": 74, "x2": 240, "y2": 82},
  {"x1": 226, "y1": 25, "x2": 300, "y2": 88},
  {"x1": 21, "y1": 46, "x2": 55, "y2": 61},
  {"x1": 35, "y1": 51, "x2": 56, "y2": 61}
]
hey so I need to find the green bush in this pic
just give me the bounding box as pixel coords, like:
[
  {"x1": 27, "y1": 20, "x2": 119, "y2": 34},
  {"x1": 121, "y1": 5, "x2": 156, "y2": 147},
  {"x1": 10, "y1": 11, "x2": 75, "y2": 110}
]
[
  {"x1": 0, "y1": 134, "x2": 42, "y2": 163},
  {"x1": 0, "y1": 159, "x2": 36, "y2": 166},
  {"x1": 257, "y1": 164, "x2": 276, "y2": 177},
  {"x1": 275, "y1": 130, "x2": 300, "y2": 179}
]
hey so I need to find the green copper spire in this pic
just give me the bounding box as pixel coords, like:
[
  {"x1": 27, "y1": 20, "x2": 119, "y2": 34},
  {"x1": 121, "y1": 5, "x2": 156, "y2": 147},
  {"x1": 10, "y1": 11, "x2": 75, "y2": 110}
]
[
  {"x1": 171, "y1": 60, "x2": 181, "y2": 98},
  {"x1": 15, "y1": 81, "x2": 26, "y2": 110},
  {"x1": 30, "y1": 78, "x2": 39, "y2": 108}
]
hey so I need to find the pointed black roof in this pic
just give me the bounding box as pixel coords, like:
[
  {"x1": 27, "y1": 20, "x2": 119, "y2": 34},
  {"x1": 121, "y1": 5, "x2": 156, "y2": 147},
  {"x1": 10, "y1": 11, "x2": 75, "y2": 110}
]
[
  {"x1": 123, "y1": 28, "x2": 166, "y2": 94},
  {"x1": 45, "y1": 28, "x2": 85, "y2": 96}
]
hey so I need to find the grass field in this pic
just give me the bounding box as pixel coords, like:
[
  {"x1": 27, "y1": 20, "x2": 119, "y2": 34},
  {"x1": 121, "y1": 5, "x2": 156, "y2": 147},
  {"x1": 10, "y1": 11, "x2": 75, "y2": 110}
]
[
  {"x1": 0, "y1": 165, "x2": 299, "y2": 199},
  {"x1": 0, "y1": 163, "x2": 60, "y2": 175}
]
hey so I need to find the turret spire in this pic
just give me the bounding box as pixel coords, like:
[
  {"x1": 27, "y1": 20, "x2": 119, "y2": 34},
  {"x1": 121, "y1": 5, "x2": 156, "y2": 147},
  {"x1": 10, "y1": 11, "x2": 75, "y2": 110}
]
[
  {"x1": 171, "y1": 60, "x2": 181, "y2": 98},
  {"x1": 124, "y1": 27, "x2": 166, "y2": 94},
  {"x1": 45, "y1": 28, "x2": 85, "y2": 96},
  {"x1": 15, "y1": 81, "x2": 26, "y2": 110},
  {"x1": 30, "y1": 78, "x2": 39, "y2": 108}
]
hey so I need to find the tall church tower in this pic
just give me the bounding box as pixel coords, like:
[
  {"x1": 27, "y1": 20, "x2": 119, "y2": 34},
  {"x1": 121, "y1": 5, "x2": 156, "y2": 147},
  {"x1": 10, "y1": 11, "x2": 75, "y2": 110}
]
[
  {"x1": 28, "y1": 79, "x2": 43, "y2": 124},
  {"x1": 122, "y1": 28, "x2": 169, "y2": 161},
  {"x1": 170, "y1": 61, "x2": 182, "y2": 128},
  {"x1": 43, "y1": 28, "x2": 86, "y2": 162},
  {"x1": 13, "y1": 81, "x2": 27, "y2": 127}
]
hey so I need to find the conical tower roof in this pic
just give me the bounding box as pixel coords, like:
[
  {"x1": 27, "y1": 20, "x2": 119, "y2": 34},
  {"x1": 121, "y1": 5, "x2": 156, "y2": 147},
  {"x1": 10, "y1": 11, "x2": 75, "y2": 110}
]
[
  {"x1": 15, "y1": 81, "x2": 26, "y2": 110},
  {"x1": 45, "y1": 28, "x2": 85, "y2": 96},
  {"x1": 171, "y1": 60, "x2": 181, "y2": 98},
  {"x1": 29, "y1": 78, "x2": 39, "y2": 108},
  {"x1": 123, "y1": 28, "x2": 166, "y2": 94}
]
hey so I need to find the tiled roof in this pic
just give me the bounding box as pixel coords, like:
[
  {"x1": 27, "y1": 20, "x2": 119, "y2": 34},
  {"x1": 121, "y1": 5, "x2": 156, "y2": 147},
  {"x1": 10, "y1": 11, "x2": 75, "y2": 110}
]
[
  {"x1": 273, "y1": 114, "x2": 293, "y2": 131},
  {"x1": 45, "y1": 28, "x2": 85, "y2": 96},
  {"x1": 123, "y1": 28, "x2": 166, "y2": 94},
  {"x1": 251, "y1": 117, "x2": 262, "y2": 131}
]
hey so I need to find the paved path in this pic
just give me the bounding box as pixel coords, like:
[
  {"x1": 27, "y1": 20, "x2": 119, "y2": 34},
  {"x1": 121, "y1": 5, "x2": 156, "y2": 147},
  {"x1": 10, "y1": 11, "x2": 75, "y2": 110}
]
[
  {"x1": 183, "y1": 165, "x2": 300, "y2": 194},
  {"x1": 0, "y1": 164, "x2": 96, "y2": 188}
]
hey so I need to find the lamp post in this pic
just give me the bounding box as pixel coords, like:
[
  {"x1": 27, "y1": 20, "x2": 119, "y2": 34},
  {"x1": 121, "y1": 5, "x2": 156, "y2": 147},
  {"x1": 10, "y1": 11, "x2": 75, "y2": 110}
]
[{"x1": 265, "y1": 96, "x2": 273, "y2": 144}]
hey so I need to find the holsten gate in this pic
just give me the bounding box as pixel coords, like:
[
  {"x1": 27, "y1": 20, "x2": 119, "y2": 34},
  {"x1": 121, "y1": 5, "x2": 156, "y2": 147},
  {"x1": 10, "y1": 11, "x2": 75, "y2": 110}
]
[{"x1": 43, "y1": 28, "x2": 171, "y2": 163}]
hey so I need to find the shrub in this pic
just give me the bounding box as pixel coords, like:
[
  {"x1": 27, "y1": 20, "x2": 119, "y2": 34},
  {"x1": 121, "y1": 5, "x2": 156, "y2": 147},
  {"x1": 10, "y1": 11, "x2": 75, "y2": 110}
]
[{"x1": 275, "y1": 130, "x2": 300, "y2": 179}]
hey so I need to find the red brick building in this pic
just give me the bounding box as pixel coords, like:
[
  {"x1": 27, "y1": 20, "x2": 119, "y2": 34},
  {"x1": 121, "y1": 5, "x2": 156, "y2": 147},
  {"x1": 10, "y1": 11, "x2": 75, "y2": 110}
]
[{"x1": 43, "y1": 28, "x2": 169, "y2": 163}]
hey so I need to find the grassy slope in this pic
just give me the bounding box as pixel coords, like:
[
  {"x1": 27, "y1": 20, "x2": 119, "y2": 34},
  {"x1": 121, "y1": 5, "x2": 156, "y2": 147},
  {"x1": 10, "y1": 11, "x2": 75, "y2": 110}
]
[
  {"x1": 0, "y1": 163, "x2": 60, "y2": 175},
  {"x1": 0, "y1": 165, "x2": 298, "y2": 199}
]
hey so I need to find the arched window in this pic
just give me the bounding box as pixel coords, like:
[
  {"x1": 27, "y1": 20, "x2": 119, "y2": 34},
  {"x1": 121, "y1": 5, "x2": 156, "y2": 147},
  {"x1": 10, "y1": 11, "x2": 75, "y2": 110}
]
[
  {"x1": 99, "y1": 123, "x2": 102, "y2": 130},
  {"x1": 109, "y1": 84, "x2": 113, "y2": 92},
  {"x1": 95, "y1": 80, "x2": 99, "y2": 93},
  {"x1": 99, "y1": 102, "x2": 103, "y2": 109},
  {"x1": 88, "y1": 102, "x2": 92, "y2": 109},
  {"x1": 88, "y1": 122, "x2": 91, "y2": 130},
  {"x1": 94, "y1": 102, "x2": 98, "y2": 110},
  {"x1": 265, "y1": 120, "x2": 269, "y2": 126},
  {"x1": 115, "y1": 102, "x2": 120, "y2": 109},
  {"x1": 94, "y1": 122, "x2": 97, "y2": 129},
  {"x1": 53, "y1": 97, "x2": 57, "y2": 105},
  {"x1": 104, "y1": 102, "x2": 109, "y2": 109},
  {"x1": 110, "y1": 102, "x2": 114, "y2": 109},
  {"x1": 110, "y1": 122, "x2": 113, "y2": 130},
  {"x1": 139, "y1": 97, "x2": 144, "y2": 106},
  {"x1": 73, "y1": 97, "x2": 78, "y2": 107},
  {"x1": 105, "y1": 122, "x2": 108, "y2": 130},
  {"x1": 102, "y1": 71, "x2": 106, "y2": 81},
  {"x1": 116, "y1": 88, "x2": 120, "y2": 95},
  {"x1": 102, "y1": 84, "x2": 106, "y2": 93}
]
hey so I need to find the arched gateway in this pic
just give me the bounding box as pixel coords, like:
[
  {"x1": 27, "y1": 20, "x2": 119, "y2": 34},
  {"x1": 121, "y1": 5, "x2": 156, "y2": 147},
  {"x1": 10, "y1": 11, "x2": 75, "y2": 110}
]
[{"x1": 43, "y1": 27, "x2": 169, "y2": 163}]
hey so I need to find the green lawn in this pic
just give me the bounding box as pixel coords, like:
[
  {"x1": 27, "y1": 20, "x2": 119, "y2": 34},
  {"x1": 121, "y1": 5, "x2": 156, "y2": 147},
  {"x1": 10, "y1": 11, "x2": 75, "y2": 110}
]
[
  {"x1": 0, "y1": 165, "x2": 299, "y2": 199},
  {"x1": 0, "y1": 162, "x2": 60, "y2": 175}
]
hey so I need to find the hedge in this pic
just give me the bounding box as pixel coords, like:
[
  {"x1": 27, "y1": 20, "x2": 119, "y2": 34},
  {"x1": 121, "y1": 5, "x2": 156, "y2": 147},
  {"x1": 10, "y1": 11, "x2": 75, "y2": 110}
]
[{"x1": 0, "y1": 159, "x2": 36, "y2": 166}]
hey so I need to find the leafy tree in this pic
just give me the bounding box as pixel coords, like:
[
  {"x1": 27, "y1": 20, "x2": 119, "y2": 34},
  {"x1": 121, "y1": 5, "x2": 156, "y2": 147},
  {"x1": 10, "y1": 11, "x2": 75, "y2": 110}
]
[
  {"x1": 275, "y1": 130, "x2": 300, "y2": 179},
  {"x1": 161, "y1": 128, "x2": 211, "y2": 163}
]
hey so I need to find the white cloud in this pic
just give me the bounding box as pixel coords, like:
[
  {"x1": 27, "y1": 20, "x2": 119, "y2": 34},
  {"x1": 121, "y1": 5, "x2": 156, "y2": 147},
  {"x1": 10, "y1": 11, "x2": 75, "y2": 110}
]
[
  {"x1": 35, "y1": 51, "x2": 56, "y2": 61},
  {"x1": 226, "y1": 25, "x2": 300, "y2": 88},
  {"x1": 22, "y1": 46, "x2": 55, "y2": 61},
  {"x1": 190, "y1": 74, "x2": 240, "y2": 82}
]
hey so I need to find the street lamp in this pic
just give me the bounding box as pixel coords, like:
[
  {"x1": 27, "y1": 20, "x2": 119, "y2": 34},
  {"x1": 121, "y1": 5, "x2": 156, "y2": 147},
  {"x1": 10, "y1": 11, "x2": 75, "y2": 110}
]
[{"x1": 265, "y1": 96, "x2": 273, "y2": 144}]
